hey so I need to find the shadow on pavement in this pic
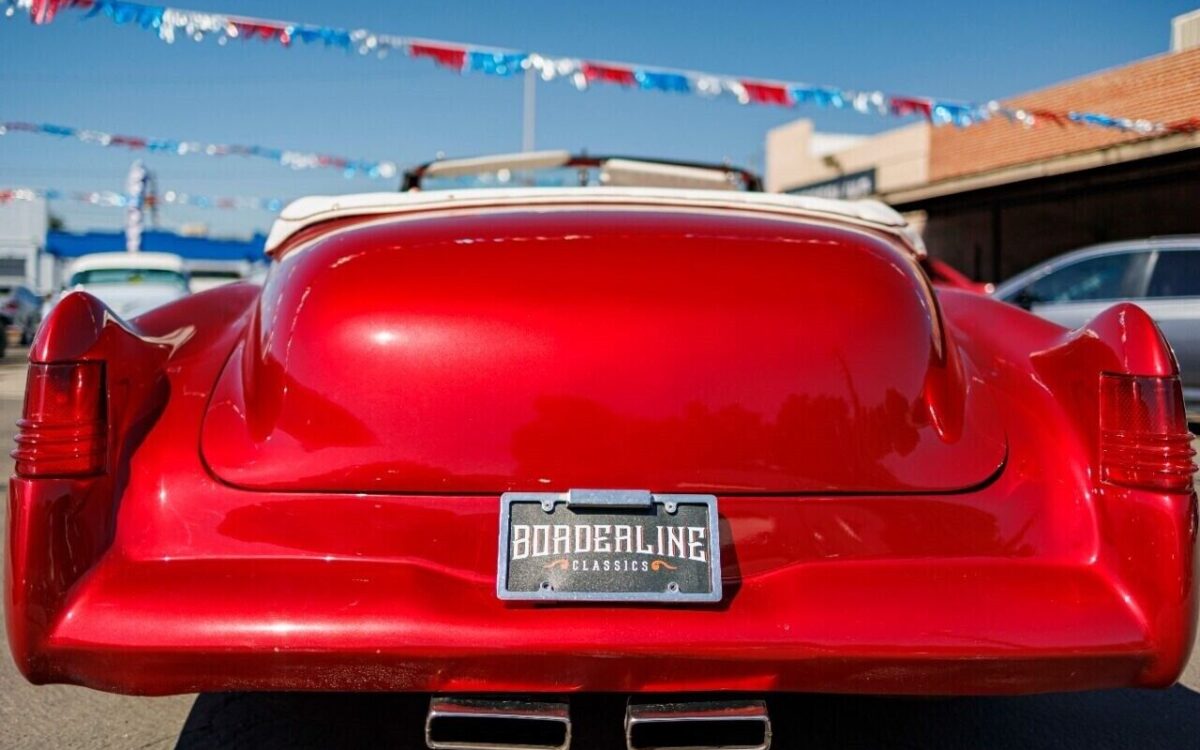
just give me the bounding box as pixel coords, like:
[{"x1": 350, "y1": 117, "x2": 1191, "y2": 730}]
[{"x1": 175, "y1": 686, "x2": 1200, "y2": 749}]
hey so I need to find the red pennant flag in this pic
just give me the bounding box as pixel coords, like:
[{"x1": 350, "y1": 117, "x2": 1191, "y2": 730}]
[
  {"x1": 410, "y1": 43, "x2": 467, "y2": 71},
  {"x1": 234, "y1": 22, "x2": 286, "y2": 43},
  {"x1": 108, "y1": 135, "x2": 147, "y2": 150},
  {"x1": 889, "y1": 96, "x2": 933, "y2": 120},
  {"x1": 30, "y1": 0, "x2": 73, "y2": 25},
  {"x1": 741, "y1": 81, "x2": 793, "y2": 107},
  {"x1": 581, "y1": 63, "x2": 637, "y2": 87},
  {"x1": 1165, "y1": 117, "x2": 1200, "y2": 134},
  {"x1": 1028, "y1": 109, "x2": 1068, "y2": 127}
]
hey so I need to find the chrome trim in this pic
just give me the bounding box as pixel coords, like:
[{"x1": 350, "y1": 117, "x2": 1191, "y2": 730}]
[
  {"x1": 567, "y1": 488, "x2": 654, "y2": 508},
  {"x1": 425, "y1": 697, "x2": 571, "y2": 750},
  {"x1": 625, "y1": 699, "x2": 771, "y2": 750}
]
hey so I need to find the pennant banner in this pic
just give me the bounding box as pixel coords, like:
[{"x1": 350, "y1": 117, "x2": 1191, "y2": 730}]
[
  {"x1": 5, "y1": 0, "x2": 1194, "y2": 136},
  {"x1": 0, "y1": 119, "x2": 398, "y2": 179},
  {"x1": 0, "y1": 185, "x2": 287, "y2": 212}
]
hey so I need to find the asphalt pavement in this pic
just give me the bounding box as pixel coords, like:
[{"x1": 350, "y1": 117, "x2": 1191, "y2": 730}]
[{"x1": 0, "y1": 347, "x2": 1198, "y2": 749}]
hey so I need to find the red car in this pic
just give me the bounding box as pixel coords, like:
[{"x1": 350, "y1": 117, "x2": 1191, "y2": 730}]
[
  {"x1": 7, "y1": 154, "x2": 1196, "y2": 749},
  {"x1": 923, "y1": 256, "x2": 994, "y2": 294}
]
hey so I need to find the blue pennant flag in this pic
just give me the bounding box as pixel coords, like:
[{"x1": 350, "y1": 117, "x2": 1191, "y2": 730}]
[
  {"x1": 467, "y1": 51, "x2": 529, "y2": 77},
  {"x1": 792, "y1": 86, "x2": 846, "y2": 108},
  {"x1": 292, "y1": 25, "x2": 352, "y2": 50},
  {"x1": 1068, "y1": 112, "x2": 1129, "y2": 129},
  {"x1": 89, "y1": 0, "x2": 163, "y2": 30},
  {"x1": 931, "y1": 102, "x2": 979, "y2": 128},
  {"x1": 634, "y1": 70, "x2": 690, "y2": 94},
  {"x1": 39, "y1": 124, "x2": 75, "y2": 137}
]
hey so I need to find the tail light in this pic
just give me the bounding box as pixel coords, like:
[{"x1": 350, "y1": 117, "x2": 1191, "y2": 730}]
[
  {"x1": 1099, "y1": 373, "x2": 1197, "y2": 492},
  {"x1": 12, "y1": 362, "x2": 107, "y2": 477}
]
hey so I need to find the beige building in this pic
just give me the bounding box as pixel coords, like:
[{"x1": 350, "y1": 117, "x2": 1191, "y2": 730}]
[
  {"x1": 765, "y1": 120, "x2": 929, "y2": 197},
  {"x1": 764, "y1": 11, "x2": 1200, "y2": 282}
]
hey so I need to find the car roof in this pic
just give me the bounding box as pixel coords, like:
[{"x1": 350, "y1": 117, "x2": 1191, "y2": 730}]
[
  {"x1": 1056, "y1": 236, "x2": 1200, "y2": 257},
  {"x1": 67, "y1": 252, "x2": 187, "y2": 273},
  {"x1": 265, "y1": 187, "x2": 919, "y2": 256}
]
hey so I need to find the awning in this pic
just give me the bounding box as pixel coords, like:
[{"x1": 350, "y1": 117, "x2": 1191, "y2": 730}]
[{"x1": 46, "y1": 230, "x2": 267, "y2": 262}]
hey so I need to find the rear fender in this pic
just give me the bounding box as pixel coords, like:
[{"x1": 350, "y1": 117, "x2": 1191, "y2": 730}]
[
  {"x1": 1033, "y1": 303, "x2": 1196, "y2": 685},
  {"x1": 7, "y1": 286, "x2": 258, "y2": 682},
  {"x1": 941, "y1": 293, "x2": 1195, "y2": 685},
  {"x1": 1031, "y1": 302, "x2": 1178, "y2": 455}
]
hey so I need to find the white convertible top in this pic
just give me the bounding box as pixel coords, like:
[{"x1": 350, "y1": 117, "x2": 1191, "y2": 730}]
[{"x1": 265, "y1": 187, "x2": 922, "y2": 256}]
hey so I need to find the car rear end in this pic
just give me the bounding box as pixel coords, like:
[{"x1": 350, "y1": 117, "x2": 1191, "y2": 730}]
[{"x1": 6, "y1": 199, "x2": 1196, "y2": 748}]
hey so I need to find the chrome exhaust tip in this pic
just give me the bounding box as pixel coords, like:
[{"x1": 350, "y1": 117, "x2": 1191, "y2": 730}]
[
  {"x1": 625, "y1": 699, "x2": 771, "y2": 750},
  {"x1": 425, "y1": 697, "x2": 571, "y2": 750}
]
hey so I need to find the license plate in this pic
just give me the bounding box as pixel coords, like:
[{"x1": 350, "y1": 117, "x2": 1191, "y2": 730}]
[{"x1": 497, "y1": 489, "x2": 722, "y2": 603}]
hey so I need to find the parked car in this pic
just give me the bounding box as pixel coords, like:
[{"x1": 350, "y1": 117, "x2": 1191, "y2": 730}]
[
  {"x1": 8, "y1": 155, "x2": 1196, "y2": 746},
  {"x1": 0, "y1": 284, "x2": 43, "y2": 345},
  {"x1": 922, "y1": 257, "x2": 994, "y2": 294},
  {"x1": 185, "y1": 260, "x2": 252, "y2": 293},
  {"x1": 51, "y1": 251, "x2": 190, "y2": 320},
  {"x1": 993, "y1": 237, "x2": 1200, "y2": 423}
]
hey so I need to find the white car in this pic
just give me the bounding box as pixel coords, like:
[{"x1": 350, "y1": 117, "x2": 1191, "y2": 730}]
[
  {"x1": 55, "y1": 252, "x2": 191, "y2": 319},
  {"x1": 185, "y1": 260, "x2": 258, "y2": 293}
]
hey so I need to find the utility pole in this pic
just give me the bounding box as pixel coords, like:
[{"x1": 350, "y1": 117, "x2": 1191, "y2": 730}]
[
  {"x1": 522, "y1": 66, "x2": 536, "y2": 152},
  {"x1": 125, "y1": 160, "x2": 147, "y2": 253}
]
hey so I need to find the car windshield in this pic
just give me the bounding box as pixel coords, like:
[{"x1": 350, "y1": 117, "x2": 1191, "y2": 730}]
[
  {"x1": 407, "y1": 151, "x2": 761, "y2": 192},
  {"x1": 70, "y1": 268, "x2": 188, "y2": 289},
  {"x1": 420, "y1": 166, "x2": 608, "y2": 191},
  {"x1": 192, "y1": 271, "x2": 243, "y2": 280}
]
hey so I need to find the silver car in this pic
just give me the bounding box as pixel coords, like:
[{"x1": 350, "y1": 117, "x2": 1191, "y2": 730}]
[{"x1": 993, "y1": 237, "x2": 1200, "y2": 423}]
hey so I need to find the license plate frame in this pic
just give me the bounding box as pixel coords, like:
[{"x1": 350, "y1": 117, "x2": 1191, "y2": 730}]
[{"x1": 496, "y1": 489, "x2": 722, "y2": 603}]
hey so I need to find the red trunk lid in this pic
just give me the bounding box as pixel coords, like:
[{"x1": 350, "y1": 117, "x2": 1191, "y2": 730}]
[{"x1": 201, "y1": 207, "x2": 1005, "y2": 494}]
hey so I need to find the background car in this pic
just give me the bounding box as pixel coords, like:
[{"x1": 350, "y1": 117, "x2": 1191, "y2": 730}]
[
  {"x1": 923, "y1": 257, "x2": 994, "y2": 294},
  {"x1": 187, "y1": 268, "x2": 244, "y2": 293},
  {"x1": 185, "y1": 260, "x2": 259, "y2": 293},
  {"x1": 52, "y1": 251, "x2": 191, "y2": 320},
  {"x1": 993, "y1": 237, "x2": 1200, "y2": 424},
  {"x1": 0, "y1": 284, "x2": 43, "y2": 345}
]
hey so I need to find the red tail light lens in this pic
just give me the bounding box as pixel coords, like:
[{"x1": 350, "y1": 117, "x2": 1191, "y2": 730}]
[
  {"x1": 1099, "y1": 373, "x2": 1196, "y2": 492},
  {"x1": 13, "y1": 362, "x2": 107, "y2": 477}
]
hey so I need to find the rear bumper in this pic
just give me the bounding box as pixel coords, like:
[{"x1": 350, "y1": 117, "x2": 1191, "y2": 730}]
[
  {"x1": 8, "y1": 457, "x2": 1197, "y2": 697},
  {"x1": 13, "y1": 553, "x2": 1190, "y2": 696}
]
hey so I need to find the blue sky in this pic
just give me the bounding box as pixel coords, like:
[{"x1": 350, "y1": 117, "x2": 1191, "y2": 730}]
[{"x1": 1, "y1": 0, "x2": 1194, "y2": 236}]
